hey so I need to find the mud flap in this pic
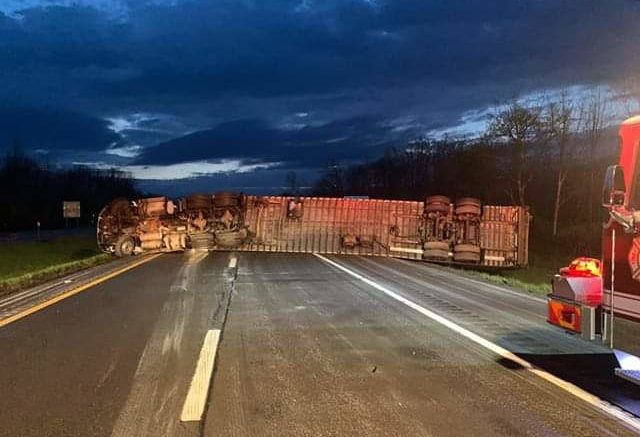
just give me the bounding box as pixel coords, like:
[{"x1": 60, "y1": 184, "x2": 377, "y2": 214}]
[{"x1": 547, "y1": 297, "x2": 581, "y2": 333}]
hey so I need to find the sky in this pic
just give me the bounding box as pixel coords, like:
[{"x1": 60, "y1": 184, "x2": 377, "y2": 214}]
[{"x1": 2, "y1": 0, "x2": 640, "y2": 195}]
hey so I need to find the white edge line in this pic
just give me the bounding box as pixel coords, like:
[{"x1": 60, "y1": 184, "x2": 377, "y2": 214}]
[
  {"x1": 314, "y1": 253, "x2": 640, "y2": 432},
  {"x1": 180, "y1": 329, "x2": 221, "y2": 422}
]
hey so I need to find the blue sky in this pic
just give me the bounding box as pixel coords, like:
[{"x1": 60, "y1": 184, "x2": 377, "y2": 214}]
[{"x1": 1, "y1": 0, "x2": 640, "y2": 195}]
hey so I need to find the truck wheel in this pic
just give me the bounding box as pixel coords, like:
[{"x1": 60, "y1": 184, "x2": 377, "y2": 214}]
[
  {"x1": 453, "y1": 244, "x2": 480, "y2": 254},
  {"x1": 453, "y1": 244, "x2": 481, "y2": 263},
  {"x1": 424, "y1": 249, "x2": 450, "y2": 260},
  {"x1": 190, "y1": 232, "x2": 214, "y2": 250},
  {"x1": 453, "y1": 251, "x2": 481, "y2": 263},
  {"x1": 426, "y1": 195, "x2": 451, "y2": 204},
  {"x1": 114, "y1": 235, "x2": 135, "y2": 257},
  {"x1": 424, "y1": 241, "x2": 450, "y2": 251},
  {"x1": 455, "y1": 198, "x2": 481, "y2": 216},
  {"x1": 425, "y1": 195, "x2": 451, "y2": 214},
  {"x1": 215, "y1": 231, "x2": 244, "y2": 248}
]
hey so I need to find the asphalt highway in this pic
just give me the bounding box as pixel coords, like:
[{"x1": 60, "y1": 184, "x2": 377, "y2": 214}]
[
  {"x1": 0, "y1": 251, "x2": 230, "y2": 437},
  {"x1": 0, "y1": 252, "x2": 638, "y2": 436}
]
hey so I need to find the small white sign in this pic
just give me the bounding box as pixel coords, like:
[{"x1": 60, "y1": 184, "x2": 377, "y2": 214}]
[{"x1": 63, "y1": 201, "x2": 81, "y2": 218}]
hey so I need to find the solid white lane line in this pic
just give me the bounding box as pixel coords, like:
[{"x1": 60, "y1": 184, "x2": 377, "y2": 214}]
[
  {"x1": 180, "y1": 329, "x2": 221, "y2": 422},
  {"x1": 314, "y1": 253, "x2": 640, "y2": 432},
  {"x1": 228, "y1": 256, "x2": 237, "y2": 269}
]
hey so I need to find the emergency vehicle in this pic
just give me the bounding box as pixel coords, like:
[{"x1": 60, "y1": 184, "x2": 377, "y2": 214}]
[{"x1": 548, "y1": 115, "x2": 640, "y2": 384}]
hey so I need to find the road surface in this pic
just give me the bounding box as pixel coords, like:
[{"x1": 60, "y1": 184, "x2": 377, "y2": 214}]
[{"x1": 0, "y1": 252, "x2": 638, "y2": 436}]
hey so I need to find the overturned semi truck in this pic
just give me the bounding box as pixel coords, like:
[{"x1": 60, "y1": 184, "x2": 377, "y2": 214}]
[{"x1": 97, "y1": 193, "x2": 530, "y2": 268}]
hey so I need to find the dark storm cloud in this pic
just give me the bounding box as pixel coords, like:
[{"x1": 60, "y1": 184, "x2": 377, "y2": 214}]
[
  {"x1": 0, "y1": 106, "x2": 120, "y2": 152},
  {"x1": 88, "y1": 0, "x2": 640, "y2": 111},
  {"x1": 1, "y1": 0, "x2": 640, "y2": 174},
  {"x1": 3, "y1": 1, "x2": 640, "y2": 110},
  {"x1": 134, "y1": 116, "x2": 402, "y2": 168},
  {"x1": 0, "y1": 5, "x2": 125, "y2": 70}
]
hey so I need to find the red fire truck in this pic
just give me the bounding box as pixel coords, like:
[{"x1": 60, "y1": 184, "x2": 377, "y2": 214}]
[{"x1": 548, "y1": 115, "x2": 640, "y2": 384}]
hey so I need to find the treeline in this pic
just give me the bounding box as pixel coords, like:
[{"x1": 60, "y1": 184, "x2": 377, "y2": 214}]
[
  {"x1": 313, "y1": 94, "x2": 619, "y2": 256},
  {"x1": 0, "y1": 150, "x2": 140, "y2": 231}
]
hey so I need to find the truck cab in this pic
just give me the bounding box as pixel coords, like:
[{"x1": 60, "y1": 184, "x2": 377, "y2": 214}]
[
  {"x1": 601, "y1": 116, "x2": 640, "y2": 357},
  {"x1": 548, "y1": 115, "x2": 640, "y2": 382}
]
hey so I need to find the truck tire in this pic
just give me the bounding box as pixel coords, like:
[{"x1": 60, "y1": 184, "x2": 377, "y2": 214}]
[
  {"x1": 114, "y1": 235, "x2": 135, "y2": 257},
  {"x1": 424, "y1": 241, "x2": 450, "y2": 251},
  {"x1": 453, "y1": 244, "x2": 481, "y2": 263},
  {"x1": 426, "y1": 195, "x2": 450, "y2": 204},
  {"x1": 215, "y1": 231, "x2": 244, "y2": 249},
  {"x1": 455, "y1": 198, "x2": 481, "y2": 216},
  {"x1": 453, "y1": 251, "x2": 481, "y2": 263},
  {"x1": 424, "y1": 249, "x2": 450, "y2": 260},
  {"x1": 190, "y1": 232, "x2": 214, "y2": 250},
  {"x1": 425, "y1": 195, "x2": 451, "y2": 214},
  {"x1": 213, "y1": 192, "x2": 241, "y2": 208},
  {"x1": 453, "y1": 244, "x2": 481, "y2": 254},
  {"x1": 186, "y1": 194, "x2": 211, "y2": 210}
]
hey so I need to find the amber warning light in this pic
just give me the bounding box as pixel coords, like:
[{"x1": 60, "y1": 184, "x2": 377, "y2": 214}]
[{"x1": 559, "y1": 257, "x2": 602, "y2": 278}]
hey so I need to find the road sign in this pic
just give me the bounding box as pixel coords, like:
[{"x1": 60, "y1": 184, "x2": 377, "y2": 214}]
[{"x1": 63, "y1": 201, "x2": 81, "y2": 218}]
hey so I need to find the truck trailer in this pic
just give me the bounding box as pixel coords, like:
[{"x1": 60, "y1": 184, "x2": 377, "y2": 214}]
[{"x1": 97, "y1": 194, "x2": 530, "y2": 268}]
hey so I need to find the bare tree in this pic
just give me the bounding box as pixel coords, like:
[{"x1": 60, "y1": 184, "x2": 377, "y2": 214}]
[
  {"x1": 544, "y1": 93, "x2": 575, "y2": 236},
  {"x1": 285, "y1": 171, "x2": 300, "y2": 195},
  {"x1": 489, "y1": 102, "x2": 543, "y2": 206},
  {"x1": 617, "y1": 76, "x2": 640, "y2": 118},
  {"x1": 315, "y1": 161, "x2": 345, "y2": 197},
  {"x1": 582, "y1": 89, "x2": 609, "y2": 226}
]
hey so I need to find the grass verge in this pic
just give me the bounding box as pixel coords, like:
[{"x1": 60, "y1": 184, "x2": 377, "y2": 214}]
[
  {"x1": 451, "y1": 222, "x2": 602, "y2": 297},
  {"x1": 461, "y1": 266, "x2": 555, "y2": 296},
  {"x1": 446, "y1": 250, "x2": 575, "y2": 297},
  {"x1": 0, "y1": 235, "x2": 111, "y2": 297}
]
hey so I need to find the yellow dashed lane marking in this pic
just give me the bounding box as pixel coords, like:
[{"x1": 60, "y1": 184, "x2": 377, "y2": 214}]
[{"x1": 0, "y1": 254, "x2": 162, "y2": 329}]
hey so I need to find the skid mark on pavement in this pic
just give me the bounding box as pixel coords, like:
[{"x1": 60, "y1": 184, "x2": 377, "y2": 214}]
[
  {"x1": 96, "y1": 358, "x2": 119, "y2": 390},
  {"x1": 110, "y1": 253, "x2": 208, "y2": 437},
  {"x1": 187, "y1": 251, "x2": 209, "y2": 265}
]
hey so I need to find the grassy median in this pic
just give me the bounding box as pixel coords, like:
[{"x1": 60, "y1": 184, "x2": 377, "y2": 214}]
[{"x1": 0, "y1": 235, "x2": 111, "y2": 296}]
